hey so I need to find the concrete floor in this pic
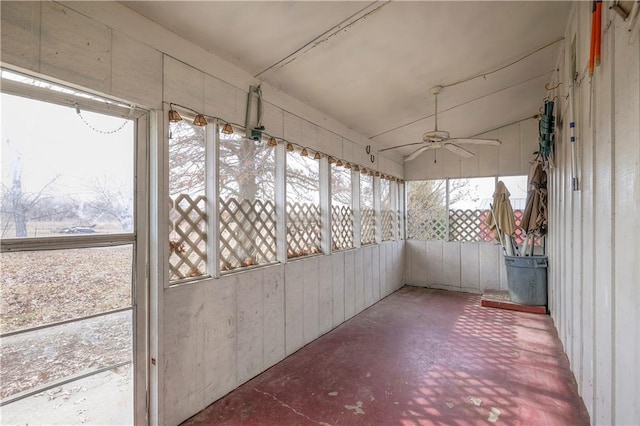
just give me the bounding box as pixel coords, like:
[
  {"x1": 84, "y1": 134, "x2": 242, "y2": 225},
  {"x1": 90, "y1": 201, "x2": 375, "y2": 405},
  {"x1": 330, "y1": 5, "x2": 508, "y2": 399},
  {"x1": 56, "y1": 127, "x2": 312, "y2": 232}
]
[{"x1": 182, "y1": 287, "x2": 589, "y2": 425}]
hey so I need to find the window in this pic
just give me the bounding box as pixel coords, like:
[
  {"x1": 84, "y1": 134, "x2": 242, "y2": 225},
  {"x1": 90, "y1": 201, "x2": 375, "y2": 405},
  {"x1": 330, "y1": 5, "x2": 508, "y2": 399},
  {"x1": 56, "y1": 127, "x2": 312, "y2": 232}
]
[
  {"x1": 406, "y1": 176, "x2": 530, "y2": 243},
  {"x1": 360, "y1": 173, "x2": 375, "y2": 245},
  {"x1": 407, "y1": 179, "x2": 446, "y2": 240},
  {"x1": 1, "y1": 96, "x2": 134, "y2": 239},
  {"x1": 449, "y1": 177, "x2": 494, "y2": 242},
  {"x1": 219, "y1": 130, "x2": 277, "y2": 270},
  {"x1": 380, "y1": 178, "x2": 394, "y2": 241},
  {"x1": 397, "y1": 181, "x2": 405, "y2": 240},
  {"x1": 168, "y1": 120, "x2": 207, "y2": 280},
  {"x1": 286, "y1": 148, "x2": 321, "y2": 258},
  {"x1": 331, "y1": 162, "x2": 354, "y2": 250}
]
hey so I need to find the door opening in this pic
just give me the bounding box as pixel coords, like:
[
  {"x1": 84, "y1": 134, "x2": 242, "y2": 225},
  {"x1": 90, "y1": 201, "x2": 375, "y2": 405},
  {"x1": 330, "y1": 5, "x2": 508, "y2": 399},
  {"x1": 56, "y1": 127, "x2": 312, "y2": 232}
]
[{"x1": 0, "y1": 69, "x2": 148, "y2": 425}]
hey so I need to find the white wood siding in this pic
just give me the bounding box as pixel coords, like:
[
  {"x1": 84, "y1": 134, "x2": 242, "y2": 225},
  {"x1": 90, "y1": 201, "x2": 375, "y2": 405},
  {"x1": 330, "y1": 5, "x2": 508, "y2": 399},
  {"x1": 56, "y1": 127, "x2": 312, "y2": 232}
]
[
  {"x1": 163, "y1": 244, "x2": 404, "y2": 425},
  {"x1": 549, "y1": 3, "x2": 640, "y2": 425}
]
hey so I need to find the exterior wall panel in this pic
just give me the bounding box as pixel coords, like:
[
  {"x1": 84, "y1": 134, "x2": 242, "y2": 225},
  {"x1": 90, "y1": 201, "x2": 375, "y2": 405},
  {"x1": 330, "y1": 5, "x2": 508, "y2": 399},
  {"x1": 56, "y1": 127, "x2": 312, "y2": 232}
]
[{"x1": 548, "y1": 4, "x2": 640, "y2": 424}]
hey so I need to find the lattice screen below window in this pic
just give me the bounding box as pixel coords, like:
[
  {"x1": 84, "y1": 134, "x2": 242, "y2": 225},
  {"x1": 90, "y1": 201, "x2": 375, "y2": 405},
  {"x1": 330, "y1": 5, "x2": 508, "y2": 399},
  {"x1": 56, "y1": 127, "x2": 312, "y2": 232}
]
[
  {"x1": 169, "y1": 194, "x2": 207, "y2": 281},
  {"x1": 396, "y1": 210, "x2": 404, "y2": 240},
  {"x1": 287, "y1": 202, "x2": 322, "y2": 258},
  {"x1": 219, "y1": 198, "x2": 277, "y2": 271},
  {"x1": 512, "y1": 210, "x2": 529, "y2": 244},
  {"x1": 381, "y1": 210, "x2": 394, "y2": 241},
  {"x1": 331, "y1": 205, "x2": 353, "y2": 250},
  {"x1": 361, "y1": 208, "x2": 376, "y2": 245},
  {"x1": 449, "y1": 209, "x2": 485, "y2": 242},
  {"x1": 407, "y1": 212, "x2": 446, "y2": 240},
  {"x1": 449, "y1": 209, "x2": 528, "y2": 243}
]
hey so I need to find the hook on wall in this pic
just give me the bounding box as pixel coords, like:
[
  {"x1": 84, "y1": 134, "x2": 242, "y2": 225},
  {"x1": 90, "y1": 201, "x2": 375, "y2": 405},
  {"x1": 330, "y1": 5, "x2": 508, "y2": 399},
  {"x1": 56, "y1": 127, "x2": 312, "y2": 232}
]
[
  {"x1": 545, "y1": 82, "x2": 562, "y2": 91},
  {"x1": 366, "y1": 145, "x2": 371, "y2": 154},
  {"x1": 370, "y1": 154, "x2": 375, "y2": 163}
]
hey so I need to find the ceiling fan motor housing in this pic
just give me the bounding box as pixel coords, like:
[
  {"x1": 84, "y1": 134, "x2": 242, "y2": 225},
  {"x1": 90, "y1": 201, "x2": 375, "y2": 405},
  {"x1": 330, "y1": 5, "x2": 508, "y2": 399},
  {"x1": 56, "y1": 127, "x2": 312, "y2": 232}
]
[{"x1": 423, "y1": 130, "x2": 450, "y2": 143}]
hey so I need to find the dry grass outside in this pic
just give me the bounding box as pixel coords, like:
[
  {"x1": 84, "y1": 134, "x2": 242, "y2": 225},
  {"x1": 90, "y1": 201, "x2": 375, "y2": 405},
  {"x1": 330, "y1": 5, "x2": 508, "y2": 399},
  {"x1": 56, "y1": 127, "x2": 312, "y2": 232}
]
[
  {"x1": 0, "y1": 245, "x2": 133, "y2": 399},
  {"x1": 1, "y1": 245, "x2": 132, "y2": 334},
  {"x1": 0, "y1": 313, "x2": 132, "y2": 399}
]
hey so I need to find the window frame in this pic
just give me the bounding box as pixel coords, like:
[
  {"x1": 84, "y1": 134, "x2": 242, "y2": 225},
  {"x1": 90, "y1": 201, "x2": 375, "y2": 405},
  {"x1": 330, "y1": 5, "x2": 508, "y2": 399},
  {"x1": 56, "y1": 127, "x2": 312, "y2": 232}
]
[
  {"x1": 329, "y1": 161, "x2": 355, "y2": 251},
  {"x1": 359, "y1": 172, "x2": 376, "y2": 246},
  {"x1": 0, "y1": 69, "x2": 146, "y2": 260},
  {"x1": 285, "y1": 147, "x2": 322, "y2": 260},
  {"x1": 406, "y1": 175, "x2": 528, "y2": 243},
  {"x1": 216, "y1": 126, "x2": 278, "y2": 274},
  {"x1": 167, "y1": 116, "x2": 214, "y2": 283},
  {"x1": 379, "y1": 177, "x2": 395, "y2": 242}
]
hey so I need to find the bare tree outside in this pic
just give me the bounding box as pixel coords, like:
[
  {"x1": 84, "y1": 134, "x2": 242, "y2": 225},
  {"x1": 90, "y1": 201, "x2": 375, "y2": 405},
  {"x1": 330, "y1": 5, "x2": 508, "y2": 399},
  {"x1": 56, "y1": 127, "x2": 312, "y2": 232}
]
[
  {"x1": 84, "y1": 177, "x2": 134, "y2": 233},
  {"x1": 1, "y1": 143, "x2": 62, "y2": 237},
  {"x1": 169, "y1": 122, "x2": 275, "y2": 201},
  {"x1": 219, "y1": 131, "x2": 275, "y2": 201},
  {"x1": 406, "y1": 179, "x2": 471, "y2": 240},
  {"x1": 1, "y1": 137, "x2": 133, "y2": 238},
  {"x1": 168, "y1": 121, "x2": 206, "y2": 197},
  {"x1": 331, "y1": 164, "x2": 352, "y2": 207}
]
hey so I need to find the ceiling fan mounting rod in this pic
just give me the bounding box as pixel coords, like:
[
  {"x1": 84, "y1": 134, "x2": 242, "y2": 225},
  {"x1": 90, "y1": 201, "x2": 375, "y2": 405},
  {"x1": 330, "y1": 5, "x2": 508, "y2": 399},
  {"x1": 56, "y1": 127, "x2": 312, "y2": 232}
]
[
  {"x1": 430, "y1": 85, "x2": 443, "y2": 132},
  {"x1": 434, "y1": 92, "x2": 438, "y2": 131},
  {"x1": 380, "y1": 84, "x2": 500, "y2": 162}
]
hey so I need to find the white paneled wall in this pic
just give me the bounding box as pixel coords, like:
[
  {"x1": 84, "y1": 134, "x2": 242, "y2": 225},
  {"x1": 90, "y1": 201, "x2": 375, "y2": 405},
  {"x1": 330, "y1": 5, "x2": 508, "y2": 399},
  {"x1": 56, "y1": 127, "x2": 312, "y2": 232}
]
[
  {"x1": 405, "y1": 241, "x2": 510, "y2": 293},
  {"x1": 404, "y1": 118, "x2": 539, "y2": 292},
  {"x1": 163, "y1": 243, "x2": 404, "y2": 425},
  {"x1": 549, "y1": 3, "x2": 640, "y2": 425},
  {"x1": 0, "y1": 3, "x2": 406, "y2": 426},
  {"x1": 1, "y1": 1, "x2": 164, "y2": 108}
]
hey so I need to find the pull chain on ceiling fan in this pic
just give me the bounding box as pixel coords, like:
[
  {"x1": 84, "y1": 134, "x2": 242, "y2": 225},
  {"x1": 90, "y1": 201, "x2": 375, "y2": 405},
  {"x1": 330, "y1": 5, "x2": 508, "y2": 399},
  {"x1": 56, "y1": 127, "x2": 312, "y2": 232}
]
[{"x1": 379, "y1": 86, "x2": 501, "y2": 162}]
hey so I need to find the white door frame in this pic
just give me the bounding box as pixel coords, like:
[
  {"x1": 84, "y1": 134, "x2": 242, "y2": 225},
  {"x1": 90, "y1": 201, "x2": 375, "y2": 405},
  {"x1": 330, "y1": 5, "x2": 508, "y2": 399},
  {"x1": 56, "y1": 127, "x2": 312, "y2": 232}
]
[{"x1": 0, "y1": 67, "x2": 149, "y2": 424}]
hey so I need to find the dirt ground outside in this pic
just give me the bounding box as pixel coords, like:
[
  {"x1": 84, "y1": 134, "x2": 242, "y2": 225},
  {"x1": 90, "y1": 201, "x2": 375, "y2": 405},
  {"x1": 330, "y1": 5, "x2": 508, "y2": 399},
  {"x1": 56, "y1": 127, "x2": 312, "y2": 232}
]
[{"x1": 1, "y1": 245, "x2": 133, "y2": 400}]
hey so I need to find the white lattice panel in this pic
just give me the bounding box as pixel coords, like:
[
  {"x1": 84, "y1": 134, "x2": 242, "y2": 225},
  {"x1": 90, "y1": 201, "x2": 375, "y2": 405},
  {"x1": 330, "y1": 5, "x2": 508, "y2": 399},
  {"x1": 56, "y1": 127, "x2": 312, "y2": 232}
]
[
  {"x1": 407, "y1": 212, "x2": 446, "y2": 240},
  {"x1": 331, "y1": 205, "x2": 354, "y2": 250},
  {"x1": 381, "y1": 210, "x2": 394, "y2": 241},
  {"x1": 169, "y1": 194, "x2": 207, "y2": 281},
  {"x1": 449, "y1": 209, "x2": 484, "y2": 242},
  {"x1": 220, "y1": 198, "x2": 277, "y2": 270},
  {"x1": 286, "y1": 202, "x2": 322, "y2": 258},
  {"x1": 361, "y1": 208, "x2": 376, "y2": 245},
  {"x1": 397, "y1": 210, "x2": 404, "y2": 240},
  {"x1": 450, "y1": 209, "x2": 527, "y2": 243}
]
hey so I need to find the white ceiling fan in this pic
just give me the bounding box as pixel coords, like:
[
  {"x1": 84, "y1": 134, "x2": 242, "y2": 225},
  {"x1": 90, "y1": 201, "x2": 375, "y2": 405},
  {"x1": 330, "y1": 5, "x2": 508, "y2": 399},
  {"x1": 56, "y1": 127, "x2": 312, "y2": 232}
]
[{"x1": 379, "y1": 86, "x2": 501, "y2": 162}]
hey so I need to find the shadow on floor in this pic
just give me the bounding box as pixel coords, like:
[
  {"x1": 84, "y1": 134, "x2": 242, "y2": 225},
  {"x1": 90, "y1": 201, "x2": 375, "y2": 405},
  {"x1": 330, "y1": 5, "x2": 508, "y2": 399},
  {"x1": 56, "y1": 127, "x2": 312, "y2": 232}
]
[{"x1": 182, "y1": 286, "x2": 589, "y2": 426}]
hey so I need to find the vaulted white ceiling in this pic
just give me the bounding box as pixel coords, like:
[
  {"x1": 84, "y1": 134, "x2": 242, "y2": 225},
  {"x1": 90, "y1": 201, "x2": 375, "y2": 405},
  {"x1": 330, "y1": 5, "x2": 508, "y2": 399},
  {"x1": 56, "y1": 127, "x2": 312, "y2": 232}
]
[{"x1": 123, "y1": 1, "x2": 571, "y2": 156}]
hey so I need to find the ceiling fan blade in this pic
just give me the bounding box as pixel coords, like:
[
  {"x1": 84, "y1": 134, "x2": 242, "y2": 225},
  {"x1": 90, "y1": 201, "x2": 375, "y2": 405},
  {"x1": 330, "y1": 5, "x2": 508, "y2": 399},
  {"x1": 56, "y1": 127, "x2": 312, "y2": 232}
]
[
  {"x1": 444, "y1": 143, "x2": 475, "y2": 158},
  {"x1": 379, "y1": 142, "x2": 426, "y2": 152},
  {"x1": 447, "y1": 138, "x2": 501, "y2": 146},
  {"x1": 405, "y1": 145, "x2": 436, "y2": 162}
]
